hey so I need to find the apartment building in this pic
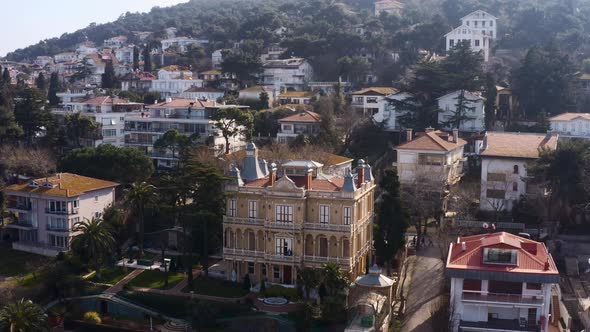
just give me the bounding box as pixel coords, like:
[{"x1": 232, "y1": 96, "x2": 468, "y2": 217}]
[
  {"x1": 222, "y1": 143, "x2": 375, "y2": 284},
  {"x1": 124, "y1": 98, "x2": 248, "y2": 166},
  {"x1": 479, "y1": 132, "x2": 558, "y2": 212},
  {"x1": 351, "y1": 87, "x2": 398, "y2": 119},
  {"x1": 55, "y1": 96, "x2": 144, "y2": 147},
  {"x1": 261, "y1": 58, "x2": 314, "y2": 91},
  {"x1": 276, "y1": 111, "x2": 321, "y2": 144},
  {"x1": 446, "y1": 232, "x2": 559, "y2": 332},
  {"x1": 3, "y1": 173, "x2": 118, "y2": 256},
  {"x1": 445, "y1": 10, "x2": 497, "y2": 62}
]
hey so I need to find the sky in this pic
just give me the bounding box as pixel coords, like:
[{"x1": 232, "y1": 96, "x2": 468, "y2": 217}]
[{"x1": 0, "y1": 0, "x2": 188, "y2": 57}]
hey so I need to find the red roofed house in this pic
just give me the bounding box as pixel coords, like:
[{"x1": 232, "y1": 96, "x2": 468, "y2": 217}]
[
  {"x1": 3, "y1": 173, "x2": 118, "y2": 256},
  {"x1": 479, "y1": 132, "x2": 558, "y2": 212},
  {"x1": 395, "y1": 128, "x2": 467, "y2": 189},
  {"x1": 222, "y1": 143, "x2": 375, "y2": 285},
  {"x1": 276, "y1": 111, "x2": 321, "y2": 144},
  {"x1": 446, "y1": 232, "x2": 559, "y2": 332}
]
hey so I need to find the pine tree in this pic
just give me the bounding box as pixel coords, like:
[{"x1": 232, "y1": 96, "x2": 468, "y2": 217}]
[
  {"x1": 35, "y1": 73, "x2": 46, "y2": 90},
  {"x1": 13, "y1": 88, "x2": 50, "y2": 144},
  {"x1": 442, "y1": 90, "x2": 478, "y2": 130},
  {"x1": 2, "y1": 68, "x2": 11, "y2": 85},
  {"x1": 133, "y1": 46, "x2": 140, "y2": 70},
  {"x1": 483, "y1": 74, "x2": 497, "y2": 129},
  {"x1": 48, "y1": 73, "x2": 61, "y2": 106},
  {"x1": 143, "y1": 44, "x2": 152, "y2": 72},
  {"x1": 0, "y1": 106, "x2": 22, "y2": 143},
  {"x1": 101, "y1": 61, "x2": 117, "y2": 89}
]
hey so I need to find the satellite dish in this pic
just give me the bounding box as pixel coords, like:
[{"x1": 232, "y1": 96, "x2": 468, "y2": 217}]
[{"x1": 483, "y1": 223, "x2": 489, "y2": 229}]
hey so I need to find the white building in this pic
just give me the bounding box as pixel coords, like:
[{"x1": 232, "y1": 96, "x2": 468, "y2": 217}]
[
  {"x1": 57, "y1": 96, "x2": 143, "y2": 147},
  {"x1": 238, "y1": 85, "x2": 275, "y2": 105},
  {"x1": 446, "y1": 232, "x2": 559, "y2": 332},
  {"x1": 278, "y1": 91, "x2": 317, "y2": 105},
  {"x1": 461, "y1": 10, "x2": 497, "y2": 40},
  {"x1": 54, "y1": 52, "x2": 78, "y2": 63},
  {"x1": 34, "y1": 56, "x2": 53, "y2": 67},
  {"x1": 150, "y1": 67, "x2": 203, "y2": 97},
  {"x1": 479, "y1": 132, "x2": 558, "y2": 212},
  {"x1": 377, "y1": 92, "x2": 411, "y2": 132},
  {"x1": 3, "y1": 173, "x2": 118, "y2": 256},
  {"x1": 103, "y1": 36, "x2": 128, "y2": 48},
  {"x1": 261, "y1": 58, "x2": 314, "y2": 91},
  {"x1": 212, "y1": 49, "x2": 229, "y2": 69},
  {"x1": 351, "y1": 87, "x2": 398, "y2": 118},
  {"x1": 276, "y1": 111, "x2": 321, "y2": 144},
  {"x1": 115, "y1": 46, "x2": 135, "y2": 64},
  {"x1": 549, "y1": 112, "x2": 590, "y2": 139},
  {"x1": 76, "y1": 43, "x2": 98, "y2": 56},
  {"x1": 124, "y1": 98, "x2": 248, "y2": 167},
  {"x1": 179, "y1": 87, "x2": 225, "y2": 101},
  {"x1": 395, "y1": 129, "x2": 466, "y2": 188},
  {"x1": 445, "y1": 25, "x2": 491, "y2": 62},
  {"x1": 437, "y1": 90, "x2": 485, "y2": 133},
  {"x1": 161, "y1": 37, "x2": 206, "y2": 53},
  {"x1": 374, "y1": 0, "x2": 404, "y2": 16}
]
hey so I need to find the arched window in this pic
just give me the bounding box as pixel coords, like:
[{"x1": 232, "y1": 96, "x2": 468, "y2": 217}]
[{"x1": 513, "y1": 165, "x2": 519, "y2": 174}]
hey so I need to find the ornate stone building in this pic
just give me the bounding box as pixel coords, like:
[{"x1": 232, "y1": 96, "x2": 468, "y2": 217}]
[{"x1": 222, "y1": 143, "x2": 375, "y2": 285}]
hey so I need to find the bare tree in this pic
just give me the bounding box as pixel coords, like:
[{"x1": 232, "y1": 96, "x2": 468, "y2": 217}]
[{"x1": 480, "y1": 170, "x2": 518, "y2": 221}]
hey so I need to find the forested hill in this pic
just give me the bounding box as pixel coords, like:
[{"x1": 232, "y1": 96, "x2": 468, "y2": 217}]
[{"x1": 5, "y1": 0, "x2": 590, "y2": 62}]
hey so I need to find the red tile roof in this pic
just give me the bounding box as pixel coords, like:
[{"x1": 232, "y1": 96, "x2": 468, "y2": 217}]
[
  {"x1": 278, "y1": 111, "x2": 321, "y2": 123},
  {"x1": 145, "y1": 98, "x2": 215, "y2": 109},
  {"x1": 446, "y1": 232, "x2": 558, "y2": 275},
  {"x1": 244, "y1": 175, "x2": 345, "y2": 191},
  {"x1": 76, "y1": 96, "x2": 139, "y2": 105},
  {"x1": 352, "y1": 87, "x2": 398, "y2": 96},
  {"x1": 549, "y1": 112, "x2": 590, "y2": 121},
  {"x1": 480, "y1": 132, "x2": 558, "y2": 159},
  {"x1": 396, "y1": 131, "x2": 466, "y2": 152}
]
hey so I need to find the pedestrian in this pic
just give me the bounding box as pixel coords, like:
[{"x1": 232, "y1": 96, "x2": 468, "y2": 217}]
[
  {"x1": 428, "y1": 237, "x2": 434, "y2": 247},
  {"x1": 420, "y1": 236, "x2": 425, "y2": 247},
  {"x1": 412, "y1": 236, "x2": 416, "y2": 247}
]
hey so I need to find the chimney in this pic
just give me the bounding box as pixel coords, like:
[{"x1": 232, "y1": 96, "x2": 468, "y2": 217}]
[
  {"x1": 357, "y1": 159, "x2": 366, "y2": 187},
  {"x1": 425, "y1": 127, "x2": 434, "y2": 133},
  {"x1": 453, "y1": 128, "x2": 459, "y2": 144},
  {"x1": 405, "y1": 128, "x2": 413, "y2": 142},
  {"x1": 165, "y1": 97, "x2": 172, "y2": 103},
  {"x1": 269, "y1": 163, "x2": 277, "y2": 186},
  {"x1": 305, "y1": 166, "x2": 313, "y2": 190},
  {"x1": 461, "y1": 242, "x2": 466, "y2": 251}
]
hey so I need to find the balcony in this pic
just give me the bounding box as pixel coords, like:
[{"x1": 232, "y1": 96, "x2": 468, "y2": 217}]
[
  {"x1": 462, "y1": 291, "x2": 544, "y2": 306},
  {"x1": 223, "y1": 248, "x2": 265, "y2": 258},
  {"x1": 460, "y1": 319, "x2": 540, "y2": 332},
  {"x1": 45, "y1": 208, "x2": 78, "y2": 215},
  {"x1": 223, "y1": 216, "x2": 265, "y2": 226},
  {"x1": 304, "y1": 255, "x2": 351, "y2": 265},
  {"x1": 8, "y1": 202, "x2": 32, "y2": 211},
  {"x1": 265, "y1": 221, "x2": 302, "y2": 230},
  {"x1": 6, "y1": 221, "x2": 37, "y2": 230},
  {"x1": 264, "y1": 253, "x2": 300, "y2": 263},
  {"x1": 305, "y1": 223, "x2": 353, "y2": 232},
  {"x1": 12, "y1": 241, "x2": 65, "y2": 257},
  {"x1": 47, "y1": 225, "x2": 70, "y2": 233}
]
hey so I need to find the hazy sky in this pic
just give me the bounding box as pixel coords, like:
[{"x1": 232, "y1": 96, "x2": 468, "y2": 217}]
[{"x1": 0, "y1": 0, "x2": 188, "y2": 56}]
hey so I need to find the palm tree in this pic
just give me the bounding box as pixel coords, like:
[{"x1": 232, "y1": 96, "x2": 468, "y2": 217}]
[
  {"x1": 125, "y1": 181, "x2": 158, "y2": 256},
  {"x1": 0, "y1": 298, "x2": 48, "y2": 332},
  {"x1": 71, "y1": 217, "x2": 115, "y2": 280}
]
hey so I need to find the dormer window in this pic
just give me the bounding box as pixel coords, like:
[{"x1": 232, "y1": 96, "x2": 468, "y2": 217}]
[
  {"x1": 28, "y1": 180, "x2": 40, "y2": 188},
  {"x1": 483, "y1": 248, "x2": 517, "y2": 265}
]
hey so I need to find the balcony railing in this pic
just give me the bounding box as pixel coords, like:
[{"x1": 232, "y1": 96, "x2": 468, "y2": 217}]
[
  {"x1": 47, "y1": 225, "x2": 70, "y2": 232},
  {"x1": 462, "y1": 291, "x2": 544, "y2": 305},
  {"x1": 264, "y1": 253, "x2": 300, "y2": 263},
  {"x1": 8, "y1": 202, "x2": 32, "y2": 211},
  {"x1": 223, "y1": 248, "x2": 265, "y2": 258},
  {"x1": 460, "y1": 319, "x2": 540, "y2": 332},
  {"x1": 6, "y1": 221, "x2": 36, "y2": 229},
  {"x1": 265, "y1": 221, "x2": 303, "y2": 230},
  {"x1": 223, "y1": 216, "x2": 265, "y2": 226},
  {"x1": 305, "y1": 223, "x2": 353, "y2": 232},
  {"x1": 45, "y1": 208, "x2": 78, "y2": 215},
  {"x1": 303, "y1": 255, "x2": 351, "y2": 265}
]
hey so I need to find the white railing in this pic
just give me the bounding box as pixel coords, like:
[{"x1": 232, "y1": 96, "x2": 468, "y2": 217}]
[
  {"x1": 265, "y1": 221, "x2": 302, "y2": 230},
  {"x1": 223, "y1": 248, "x2": 265, "y2": 258},
  {"x1": 305, "y1": 223, "x2": 353, "y2": 232},
  {"x1": 462, "y1": 290, "x2": 544, "y2": 305},
  {"x1": 223, "y1": 216, "x2": 265, "y2": 226},
  {"x1": 264, "y1": 253, "x2": 300, "y2": 262},
  {"x1": 303, "y1": 255, "x2": 351, "y2": 265}
]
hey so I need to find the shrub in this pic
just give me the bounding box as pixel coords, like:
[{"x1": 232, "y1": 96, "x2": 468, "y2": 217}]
[
  {"x1": 259, "y1": 279, "x2": 266, "y2": 295},
  {"x1": 243, "y1": 274, "x2": 251, "y2": 290},
  {"x1": 83, "y1": 311, "x2": 101, "y2": 324},
  {"x1": 265, "y1": 285, "x2": 300, "y2": 301}
]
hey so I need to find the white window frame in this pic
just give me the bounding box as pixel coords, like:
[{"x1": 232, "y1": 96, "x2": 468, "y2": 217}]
[
  {"x1": 275, "y1": 205, "x2": 293, "y2": 223},
  {"x1": 343, "y1": 207, "x2": 352, "y2": 225},
  {"x1": 248, "y1": 201, "x2": 257, "y2": 219},
  {"x1": 319, "y1": 205, "x2": 330, "y2": 224}
]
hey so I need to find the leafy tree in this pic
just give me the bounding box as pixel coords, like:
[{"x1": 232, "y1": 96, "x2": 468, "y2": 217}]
[
  {"x1": 297, "y1": 267, "x2": 322, "y2": 299},
  {"x1": 125, "y1": 182, "x2": 158, "y2": 256},
  {"x1": 0, "y1": 299, "x2": 48, "y2": 332},
  {"x1": 313, "y1": 97, "x2": 340, "y2": 149},
  {"x1": 211, "y1": 107, "x2": 253, "y2": 154},
  {"x1": 0, "y1": 106, "x2": 22, "y2": 144},
  {"x1": 321, "y1": 263, "x2": 348, "y2": 296},
  {"x1": 143, "y1": 44, "x2": 152, "y2": 72},
  {"x1": 59, "y1": 145, "x2": 154, "y2": 185},
  {"x1": 220, "y1": 48, "x2": 262, "y2": 83},
  {"x1": 35, "y1": 73, "x2": 47, "y2": 91},
  {"x1": 259, "y1": 92, "x2": 269, "y2": 109},
  {"x1": 71, "y1": 217, "x2": 115, "y2": 280},
  {"x1": 153, "y1": 129, "x2": 194, "y2": 160},
  {"x1": 101, "y1": 61, "x2": 117, "y2": 89},
  {"x1": 442, "y1": 40, "x2": 484, "y2": 92},
  {"x1": 64, "y1": 112, "x2": 101, "y2": 148},
  {"x1": 374, "y1": 169, "x2": 409, "y2": 275},
  {"x1": 47, "y1": 73, "x2": 61, "y2": 106},
  {"x1": 252, "y1": 108, "x2": 292, "y2": 137},
  {"x1": 102, "y1": 204, "x2": 128, "y2": 258},
  {"x1": 133, "y1": 46, "x2": 140, "y2": 70},
  {"x1": 512, "y1": 44, "x2": 576, "y2": 119},
  {"x1": 13, "y1": 87, "x2": 50, "y2": 145}
]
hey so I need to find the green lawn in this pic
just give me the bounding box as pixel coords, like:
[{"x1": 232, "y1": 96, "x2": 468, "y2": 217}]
[
  {"x1": 92, "y1": 267, "x2": 128, "y2": 285},
  {"x1": 183, "y1": 276, "x2": 248, "y2": 298},
  {"x1": 0, "y1": 248, "x2": 47, "y2": 277},
  {"x1": 128, "y1": 270, "x2": 185, "y2": 290}
]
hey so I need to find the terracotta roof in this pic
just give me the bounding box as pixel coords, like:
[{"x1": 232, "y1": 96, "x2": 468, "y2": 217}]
[
  {"x1": 183, "y1": 86, "x2": 224, "y2": 93},
  {"x1": 352, "y1": 87, "x2": 398, "y2": 96},
  {"x1": 4, "y1": 173, "x2": 118, "y2": 198},
  {"x1": 225, "y1": 149, "x2": 351, "y2": 168},
  {"x1": 74, "y1": 96, "x2": 140, "y2": 105},
  {"x1": 549, "y1": 112, "x2": 590, "y2": 121},
  {"x1": 446, "y1": 232, "x2": 558, "y2": 275},
  {"x1": 278, "y1": 111, "x2": 321, "y2": 123},
  {"x1": 121, "y1": 72, "x2": 156, "y2": 81},
  {"x1": 279, "y1": 91, "x2": 316, "y2": 98},
  {"x1": 159, "y1": 65, "x2": 191, "y2": 72},
  {"x1": 244, "y1": 175, "x2": 345, "y2": 191},
  {"x1": 480, "y1": 132, "x2": 558, "y2": 159},
  {"x1": 267, "y1": 104, "x2": 312, "y2": 113},
  {"x1": 396, "y1": 131, "x2": 466, "y2": 152},
  {"x1": 145, "y1": 98, "x2": 215, "y2": 109}
]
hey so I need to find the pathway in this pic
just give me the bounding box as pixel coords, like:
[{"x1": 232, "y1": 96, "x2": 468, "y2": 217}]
[
  {"x1": 104, "y1": 269, "x2": 144, "y2": 294},
  {"x1": 401, "y1": 241, "x2": 446, "y2": 332}
]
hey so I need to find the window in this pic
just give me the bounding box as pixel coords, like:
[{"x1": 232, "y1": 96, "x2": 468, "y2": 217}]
[
  {"x1": 482, "y1": 21, "x2": 486, "y2": 27},
  {"x1": 94, "y1": 212, "x2": 102, "y2": 218},
  {"x1": 49, "y1": 235, "x2": 68, "y2": 248},
  {"x1": 282, "y1": 124, "x2": 292, "y2": 131},
  {"x1": 103, "y1": 129, "x2": 117, "y2": 137},
  {"x1": 486, "y1": 189, "x2": 506, "y2": 199},
  {"x1": 513, "y1": 182, "x2": 518, "y2": 191},
  {"x1": 48, "y1": 217, "x2": 67, "y2": 230},
  {"x1": 248, "y1": 262, "x2": 254, "y2": 274},
  {"x1": 513, "y1": 165, "x2": 519, "y2": 174},
  {"x1": 248, "y1": 201, "x2": 257, "y2": 219},
  {"x1": 354, "y1": 97, "x2": 363, "y2": 103},
  {"x1": 490, "y1": 30, "x2": 493, "y2": 37},
  {"x1": 73, "y1": 200, "x2": 79, "y2": 209},
  {"x1": 418, "y1": 154, "x2": 443, "y2": 166},
  {"x1": 275, "y1": 205, "x2": 293, "y2": 223},
  {"x1": 275, "y1": 238, "x2": 293, "y2": 256},
  {"x1": 48, "y1": 200, "x2": 67, "y2": 212},
  {"x1": 319, "y1": 205, "x2": 330, "y2": 224},
  {"x1": 483, "y1": 248, "x2": 517, "y2": 264},
  {"x1": 490, "y1": 20, "x2": 494, "y2": 26},
  {"x1": 475, "y1": 40, "x2": 480, "y2": 47},
  {"x1": 466, "y1": 21, "x2": 469, "y2": 26},
  {"x1": 463, "y1": 279, "x2": 482, "y2": 291},
  {"x1": 449, "y1": 39, "x2": 455, "y2": 47},
  {"x1": 228, "y1": 199, "x2": 236, "y2": 217},
  {"x1": 526, "y1": 283, "x2": 542, "y2": 290},
  {"x1": 366, "y1": 97, "x2": 378, "y2": 104},
  {"x1": 344, "y1": 207, "x2": 352, "y2": 225},
  {"x1": 273, "y1": 266, "x2": 280, "y2": 279},
  {"x1": 261, "y1": 264, "x2": 267, "y2": 276},
  {"x1": 474, "y1": 21, "x2": 478, "y2": 27}
]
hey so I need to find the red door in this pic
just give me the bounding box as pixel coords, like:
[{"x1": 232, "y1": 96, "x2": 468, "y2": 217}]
[{"x1": 283, "y1": 266, "x2": 292, "y2": 284}]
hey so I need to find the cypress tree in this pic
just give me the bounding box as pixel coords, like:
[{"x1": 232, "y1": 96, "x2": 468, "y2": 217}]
[
  {"x1": 2, "y1": 68, "x2": 11, "y2": 85},
  {"x1": 101, "y1": 61, "x2": 116, "y2": 89},
  {"x1": 133, "y1": 46, "x2": 140, "y2": 70},
  {"x1": 143, "y1": 44, "x2": 152, "y2": 72},
  {"x1": 48, "y1": 73, "x2": 61, "y2": 106},
  {"x1": 35, "y1": 72, "x2": 47, "y2": 90}
]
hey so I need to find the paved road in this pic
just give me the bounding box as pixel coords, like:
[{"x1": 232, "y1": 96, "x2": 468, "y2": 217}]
[{"x1": 401, "y1": 243, "x2": 446, "y2": 332}]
